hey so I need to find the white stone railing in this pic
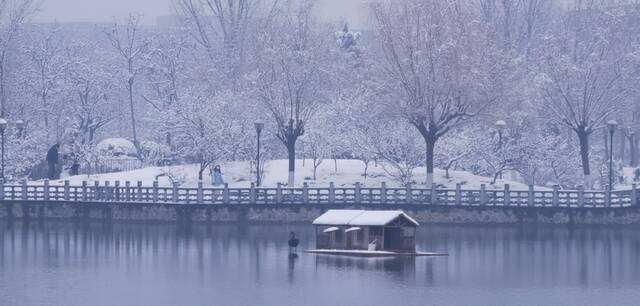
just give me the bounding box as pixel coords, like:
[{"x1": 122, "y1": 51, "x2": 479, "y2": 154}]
[{"x1": 0, "y1": 180, "x2": 637, "y2": 208}]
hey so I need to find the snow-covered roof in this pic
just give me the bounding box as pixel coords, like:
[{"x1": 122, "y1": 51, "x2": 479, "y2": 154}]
[
  {"x1": 312, "y1": 209, "x2": 364, "y2": 225},
  {"x1": 312, "y1": 210, "x2": 419, "y2": 227},
  {"x1": 349, "y1": 211, "x2": 419, "y2": 226}
]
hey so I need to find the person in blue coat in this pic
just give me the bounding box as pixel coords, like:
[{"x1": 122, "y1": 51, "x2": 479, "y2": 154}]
[{"x1": 211, "y1": 165, "x2": 224, "y2": 186}]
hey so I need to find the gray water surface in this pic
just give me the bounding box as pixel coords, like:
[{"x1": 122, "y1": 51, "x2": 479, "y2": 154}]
[{"x1": 1, "y1": 221, "x2": 639, "y2": 306}]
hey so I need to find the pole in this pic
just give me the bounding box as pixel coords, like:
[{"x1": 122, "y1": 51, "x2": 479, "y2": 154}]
[
  {"x1": 1, "y1": 129, "x2": 4, "y2": 182},
  {"x1": 256, "y1": 129, "x2": 261, "y2": 187},
  {"x1": 498, "y1": 131, "x2": 503, "y2": 180},
  {"x1": 609, "y1": 129, "x2": 614, "y2": 190}
]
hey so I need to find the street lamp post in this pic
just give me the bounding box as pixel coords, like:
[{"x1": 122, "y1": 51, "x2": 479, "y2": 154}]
[
  {"x1": 0, "y1": 118, "x2": 7, "y2": 182},
  {"x1": 495, "y1": 120, "x2": 507, "y2": 180},
  {"x1": 607, "y1": 120, "x2": 618, "y2": 190},
  {"x1": 254, "y1": 120, "x2": 264, "y2": 187}
]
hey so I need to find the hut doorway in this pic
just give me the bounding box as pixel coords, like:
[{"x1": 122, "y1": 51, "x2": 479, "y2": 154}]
[{"x1": 384, "y1": 228, "x2": 404, "y2": 250}]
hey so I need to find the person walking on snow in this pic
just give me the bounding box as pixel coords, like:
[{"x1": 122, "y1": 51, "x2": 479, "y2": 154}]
[
  {"x1": 211, "y1": 165, "x2": 224, "y2": 186},
  {"x1": 46, "y1": 144, "x2": 60, "y2": 179}
]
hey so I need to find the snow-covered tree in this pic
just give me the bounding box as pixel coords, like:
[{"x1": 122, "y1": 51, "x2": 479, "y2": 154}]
[
  {"x1": 255, "y1": 0, "x2": 331, "y2": 186},
  {"x1": 536, "y1": 2, "x2": 637, "y2": 188},
  {"x1": 370, "y1": 0, "x2": 501, "y2": 187},
  {"x1": 0, "y1": 0, "x2": 38, "y2": 116},
  {"x1": 104, "y1": 14, "x2": 153, "y2": 154}
]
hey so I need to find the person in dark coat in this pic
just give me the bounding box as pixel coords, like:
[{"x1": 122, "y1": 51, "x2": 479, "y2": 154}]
[
  {"x1": 46, "y1": 144, "x2": 60, "y2": 179},
  {"x1": 288, "y1": 232, "x2": 300, "y2": 254}
]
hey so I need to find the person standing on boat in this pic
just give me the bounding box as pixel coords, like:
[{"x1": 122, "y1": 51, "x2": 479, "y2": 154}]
[{"x1": 211, "y1": 165, "x2": 224, "y2": 186}]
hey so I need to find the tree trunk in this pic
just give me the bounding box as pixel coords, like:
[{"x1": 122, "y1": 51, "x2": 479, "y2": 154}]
[
  {"x1": 287, "y1": 141, "x2": 295, "y2": 186},
  {"x1": 620, "y1": 131, "x2": 626, "y2": 163},
  {"x1": 630, "y1": 134, "x2": 638, "y2": 167},
  {"x1": 313, "y1": 158, "x2": 319, "y2": 180},
  {"x1": 603, "y1": 130, "x2": 609, "y2": 162},
  {"x1": 425, "y1": 136, "x2": 436, "y2": 187},
  {"x1": 363, "y1": 160, "x2": 369, "y2": 179},
  {"x1": 0, "y1": 53, "x2": 5, "y2": 117},
  {"x1": 577, "y1": 129, "x2": 591, "y2": 187},
  {"x1": 128, "y1": 62, "x2": 139, "y2": 154}
]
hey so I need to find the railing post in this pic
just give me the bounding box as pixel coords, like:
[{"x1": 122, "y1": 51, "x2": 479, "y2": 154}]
[
  {"x1": 82, "y1": 181, "x2": 87, "y2": 202},
  {"x1": 125, "y1": 181, "x2": 131, "y2": 201},
  {"x1": 328, "y1": 182, "x2": 335, "y2": 203},
  {"x1": 250, "y1": 182, "x2": 256, "y2": 204},
  {"x1": 503, "y1": 184, "x2": 510, "y2": 206},
  {"x1": 430, "y1": 184, "x2": 437, "y2": 205},
  {"x1": 44, "y1": 179, "x2": 50, "y2": 201},
  {"x1": 64, "y1": 180, "x2": 70, "y2": 201},
  {"x1": 455, "y1": 184, "x2": 462, "y2": 206},
  {"x1": 405, "y1": 183, "x2": 412, "y2": 204},
  {"x1": 380, "y1": 182, "x2": 387, "y2": 204},
  {"x1": 605, "y1": 189, "x2": 611, "y2": 208},
  {"x1": 197, "y1": 181, "x2": 204, "y2": 204},
  {"x1": 303, "y1": 182, "x2": 309, "y2": 204},
  {"x1": 577, "y1": 185, "x2": 585, "y2": 207},
  {"x1": 0, "y1": 178, "x2": 4, "y2": 201},
  {"x1": 172, "y1": 182, "x2": 179, "y2": 203},
  {"x1": 552, "y1": 185, "x2": 560, "y2": 207},
  {"x1": 276, "y1": 183, "x2": 283, "y2": 203},
  {"x1": 94, "y1": 181, "x2": 100, "y2": 201},
  {"x1": 632, "y1": 184, "x2": 637, "y2": 207},
  {"x1": 114, "y1": 181, "x2": 120, "y2": 201},
  {"x1": 223, "y1": 183, "x2": 229, "y2": 204},
  {"x1": 136, "y1": 181, "x2": 143, "y2": 202},
  {"x1": 153, "y1": 181, "x2": 159, "y2": 203},
  {"x1": 21, "y1": 179, "x2": 27, "y2": 201},
  {"x1": 354, "y1": 182, "x2": 361, "y2": 203},
  {"x1": 480, "y1": 184, "x2": 487, "y2": 206},
  {"x1": 105, "y1": 181, "x2": 111, "y2": 200},
  {"x1": 528, "y1": 185, "x2": 535, "y2": 207}
]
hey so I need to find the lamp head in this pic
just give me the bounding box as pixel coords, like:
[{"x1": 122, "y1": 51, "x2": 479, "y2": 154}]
[
  {"x1": 254, "y1": 120, "x2": 265, "y2": 133},
  {"x1": 606, "y1": 120, "x2": 618, "y2": 133}
]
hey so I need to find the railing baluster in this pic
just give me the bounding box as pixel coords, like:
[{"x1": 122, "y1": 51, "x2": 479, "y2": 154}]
[
  {"x1": 250, "y1": 183, "x2": 256, "y2": 204},
  {"x1": 197, "y1": 181, "x2": 203, "y2": 204},
  {"x1": 44, "y1": 180, "x2": 50, "y2": 201},
  {"x1": 328, "y1": 182, "x2": 335, "y2": 204},
  {"x1": 64, "y1": 180, "x2": 70, "y2": 201},
  {"x1": 504, "y1": 184, "x2": 510, "y2": 206},
  {"x1": 223, "y1": 183, "x2": 229, "y2": 204},
  {"x1": 136, "y1": 181, "x2": 143, "y2": 202}
]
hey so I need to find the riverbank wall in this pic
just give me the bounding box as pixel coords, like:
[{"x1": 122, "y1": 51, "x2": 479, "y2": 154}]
[{"x1": 2, "y1": 201, "x2": 640, "y2": 225}]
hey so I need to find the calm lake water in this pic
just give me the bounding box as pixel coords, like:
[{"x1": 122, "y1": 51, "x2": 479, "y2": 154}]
[{"x1": 1, "y1": 221, "x2": 640, "y2": 306}]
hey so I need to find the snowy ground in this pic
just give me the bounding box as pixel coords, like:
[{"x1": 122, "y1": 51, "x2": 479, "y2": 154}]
[
  {"x1": 619, "y1": 167, "x2": 640, "y2": 190},
  {"x1": 40, "y1": 159, "x2": 542, "y2": 190}
]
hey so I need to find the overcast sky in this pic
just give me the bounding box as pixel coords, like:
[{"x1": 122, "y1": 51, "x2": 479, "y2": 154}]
[{"x1": 34, "y1": 0, "x2": 368, "y2": 27}]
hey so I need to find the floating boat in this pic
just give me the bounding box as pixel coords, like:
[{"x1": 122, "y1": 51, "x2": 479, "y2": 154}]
[{"x1": 305, "y1": 209, "x2": 447, "y2": 257}]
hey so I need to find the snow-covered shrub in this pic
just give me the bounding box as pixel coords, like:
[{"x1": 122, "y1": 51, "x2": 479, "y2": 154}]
[
  {"x1": 139, "y1": 141, "x2": 171, "y2": 166},
  {"x1": 96, "y1": 138, "x2": 137, "y2": 157}
]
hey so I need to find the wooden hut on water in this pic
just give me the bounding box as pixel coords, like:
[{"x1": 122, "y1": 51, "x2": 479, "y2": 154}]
[{"x1": 312, "y1": 210, "x2": 419, "y2": 252}]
